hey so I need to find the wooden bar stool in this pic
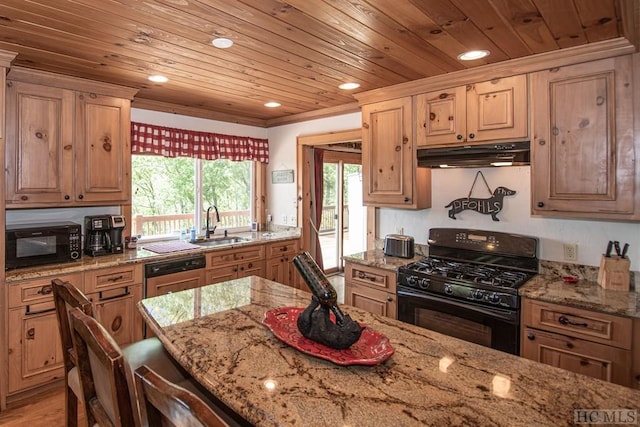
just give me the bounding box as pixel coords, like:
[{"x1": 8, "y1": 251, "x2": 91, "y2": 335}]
[{"x1": 134, "y1": 365, "x2": 229, "y2": 427}]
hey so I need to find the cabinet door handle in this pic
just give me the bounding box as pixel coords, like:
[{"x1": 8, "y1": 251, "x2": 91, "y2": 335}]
[
  {"x1": 107, "y1": 275, "x2": 125, "y2": 282},
  {"x1": 26, "y1": 328, "x2": 36, "y2": 340},
  {"x1": 558, "y1": 316, "x2": 588, "y2": 327},
  {"x1": 37, "y1": 285, "x2": 53, "y2": 295},
  {"x1": 25, "y1": 305, "x2": 56, "y2": 316},
  {"x1": 527, "y1": 333, "x2": 535, "y2": 340},
  {"x1": 456, "y1": 134, "x2": 463, "y2": 140},
  {"x1": 98, "y1": 287, "x2": 130, "y2": 301},
  {"x1": 468, "y1": 133, "x2": 475, "y2": 139},
  {"x1": 386, "y1": 296, "x2": 393, "y2": 302},
  {"x1": 78, "y1": 194, "x2": 84, "y2": 200}
]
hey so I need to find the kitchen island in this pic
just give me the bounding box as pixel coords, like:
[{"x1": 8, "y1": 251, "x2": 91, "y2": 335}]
[{"x1": 138, "y1": 276, "x2": 640, "y2": 427}]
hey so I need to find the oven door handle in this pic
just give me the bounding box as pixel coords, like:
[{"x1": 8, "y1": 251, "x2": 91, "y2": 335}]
[{"x1": 397, "y1": 289, "x2": 518, "y2": 323}]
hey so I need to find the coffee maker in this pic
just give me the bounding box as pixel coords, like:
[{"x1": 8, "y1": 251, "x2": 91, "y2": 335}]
[{"x1": 84, "y1": 215, "x2": 126, "y2": 256}]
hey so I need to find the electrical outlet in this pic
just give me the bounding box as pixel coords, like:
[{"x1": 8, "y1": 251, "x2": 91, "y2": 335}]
[
  {"x1": 396, "y1": 227, "x2": 404, "y2": 235},
  {"x1": 563, "y1": 243, "x2": 578, "y2": 261}
]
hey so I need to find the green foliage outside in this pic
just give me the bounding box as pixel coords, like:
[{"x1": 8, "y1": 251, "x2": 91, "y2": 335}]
[
  {"x1": 322, "y1": 163, "x2": 361, "y2": 205},
  {"x1": 131, "y1": 155, "x2": 251, "y2": 234}
]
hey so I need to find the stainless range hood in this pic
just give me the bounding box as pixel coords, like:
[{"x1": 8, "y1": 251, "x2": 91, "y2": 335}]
[{"x1": 417, "y1": 141, "x2": 530, "y2": 168}]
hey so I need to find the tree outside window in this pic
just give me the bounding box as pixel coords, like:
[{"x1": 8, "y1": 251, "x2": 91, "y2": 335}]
[{"x1": 131, "y1": 155, "x2": 252, "y2": 238}]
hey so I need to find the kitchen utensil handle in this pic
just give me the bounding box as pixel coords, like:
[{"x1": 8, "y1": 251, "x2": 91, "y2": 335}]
[
  {"x1": 613, "y1": 241, "x2": 621, "y2": 256},
  {"x1": 605, "y1": 241, "x2": 613, "y2": 257},
  {"x1": 621, "y1": 243, "x2": 629, "y2": 258}
]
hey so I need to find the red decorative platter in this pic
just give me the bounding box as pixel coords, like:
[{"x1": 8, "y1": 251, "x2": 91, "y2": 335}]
[{"x1": 263, "y1": 307, "x2": 394, "y2": 366}]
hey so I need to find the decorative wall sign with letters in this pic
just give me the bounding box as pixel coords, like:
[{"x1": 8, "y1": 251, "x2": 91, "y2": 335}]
[{"x1": 445, "y1": 171, "x2": 515, "y2": 222}]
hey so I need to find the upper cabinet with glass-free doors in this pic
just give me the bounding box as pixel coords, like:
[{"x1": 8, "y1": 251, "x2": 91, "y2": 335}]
[
  {"x1": 530, "y1": 55, "x2": 639, "y2": 220},
  {"x1": 5, "y1": 67, "x2": 136, "y2": 208},
  {"x1": 416, "y1": 74, "x2": 528, "y2": 147},
  {"x1": 361, "y1": 97, "x2": 431, "y2": 209}
]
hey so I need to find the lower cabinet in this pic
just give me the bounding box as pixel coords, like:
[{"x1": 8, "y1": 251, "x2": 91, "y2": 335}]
[
  {"x1": 7, "y1": 273, "x2": 82, "y2": 395},
  {"x1": 521, "y1": 298, "x2": 633, "y2": 387},
  {"x1": 344, "y1": 262, "x2": 397, "y2": 319},
  {"x1": 633, "y1": 319, "x2": 640, "y2": 390},
  {"x1": 84, "y1": 264, "x2": 144, "y2": 345},
  {"x1": 88, "y1": 284, "x2": 143, "y2": 346},
  {"x1": 205, "y1": 245, "x2": 265, "y2": 284},
  {"x1": 264, "y1": 239, "x2": 302, "y2": 289}
]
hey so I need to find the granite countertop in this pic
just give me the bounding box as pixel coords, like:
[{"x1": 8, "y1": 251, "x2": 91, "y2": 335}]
[
  {"x1": 342, "y1": 249, "x2": 422, "y2": 271},
  {"x1": 520, "y1": 275, "x2": 640, "y2": 319},
  {"x1": 5, "y1": 229, "x2": 301, "y2": 283},
  {"x1": 138, "y1": 276, "x2": 640, "y2": 427}
]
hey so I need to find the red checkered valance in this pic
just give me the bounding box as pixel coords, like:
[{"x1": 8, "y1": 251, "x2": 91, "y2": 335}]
[{"x1": 131, "y1": 122, "x2": 269, "y2": 163}]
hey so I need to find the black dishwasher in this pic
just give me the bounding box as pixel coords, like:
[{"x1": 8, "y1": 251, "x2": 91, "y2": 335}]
[{"x1": 144, "y1": 255, "x2": 206, "y2": 298}]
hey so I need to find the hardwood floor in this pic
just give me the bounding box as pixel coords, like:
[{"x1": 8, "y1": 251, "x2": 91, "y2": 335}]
[{"x1": 0, "y1": 386, "x2": 84, "y2": 426}]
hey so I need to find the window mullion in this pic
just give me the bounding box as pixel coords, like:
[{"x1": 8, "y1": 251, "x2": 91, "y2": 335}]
[{"x1": 195, "y1": 158, "x2": 203, "y2": 234}]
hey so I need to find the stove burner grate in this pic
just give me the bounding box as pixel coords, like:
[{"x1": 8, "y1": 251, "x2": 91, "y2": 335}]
[{"x1": 402, "y1": 258, "x2": 533, "y2": 289}]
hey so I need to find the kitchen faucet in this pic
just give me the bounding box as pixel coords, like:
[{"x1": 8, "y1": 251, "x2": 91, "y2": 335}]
[{"x1": 205, "y1": 205, "x2": 220, "y2": 239}]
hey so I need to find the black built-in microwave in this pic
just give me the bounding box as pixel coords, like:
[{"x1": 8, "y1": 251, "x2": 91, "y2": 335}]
[{"x1": 5, "y1": 222, "x2": 82, "y2": 269}]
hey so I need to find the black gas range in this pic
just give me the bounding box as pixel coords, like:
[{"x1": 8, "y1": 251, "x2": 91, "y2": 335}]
[{"x1": 397, "y1": 228, "x2": 539, "y2": 355}]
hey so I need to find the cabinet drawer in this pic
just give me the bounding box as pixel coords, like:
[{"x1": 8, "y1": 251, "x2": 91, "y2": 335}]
[
  {"x1": 523, "y1": 300, "x2": 632, "y2": 350},
  {"x1": 345, "y1": 263, "x2": 396, "y2": 293},
  {"x1": 84, "y1": 264, "x2": 142, "y2": 293},
  {"x1": 522, "y1": 327, "x2": 632, "y2": 387},
  {"x1": 265, "y1": 240, "x2": 300, "y2": 258},
  {"x1": 207, "y1": 245, "x2": 265, "y2": 266},
  {"x1": 8, "y1": 273, "x2": 83, "y2": 309},
  {"x1": 345, "y1": 284, "x2": 396, "y2": 319}
]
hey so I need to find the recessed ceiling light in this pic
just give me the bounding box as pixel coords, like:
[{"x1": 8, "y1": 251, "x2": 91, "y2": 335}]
[
  {"x1": 148, "y1": 75, "x2": 168, "y2": 83},
  {"x1": 264, "y1": 101, "x2": 281, "y2": 108},
  {"x1": 457, "y1": 50, "x2": 490, "y2": 61},
  {"x1": 212, "y1": 37, "x2": 233, "y2": 49},
  {"x1": 338, "y1": 82, "x2": 360, "y2": 90}
]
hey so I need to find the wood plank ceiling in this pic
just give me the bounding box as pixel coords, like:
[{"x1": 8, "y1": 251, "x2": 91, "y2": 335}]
[{"x1": 0, "y1": 0, "x2": 635, "y2": 127}]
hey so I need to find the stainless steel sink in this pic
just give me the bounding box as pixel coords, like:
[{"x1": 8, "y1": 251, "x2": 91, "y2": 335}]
[{"x1": 192, "y1": 236, "x2": 249, "y2": 247}]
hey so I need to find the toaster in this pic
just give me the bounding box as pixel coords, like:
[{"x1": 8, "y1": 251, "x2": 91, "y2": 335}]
[{"x1": 383, "y1": 234, "x2": 415, "y2": 258}]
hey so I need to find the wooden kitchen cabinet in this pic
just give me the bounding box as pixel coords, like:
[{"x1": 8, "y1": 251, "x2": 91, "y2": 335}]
[
  {"x1": 530, "y1": 55, "x2": 637, "y2": 220},
  {"x1": 7, "y1": 273, "x2": 82, "y2": 395},
  {"x1": 521, "y1": 298, "x2": 633, "y2": 387},
  {"x1": 416, "y1": 74, "x2": 528, "y2": 147},
  {"x1": 633, "y1": 318, "x2": 640, "y2": 390},
  {"x1": 344, "y1": 262, "x2": 397, "y2": 319},
  {"x1": 5, "y1": 67, "x2": 136, "y2": 208},
  {"x1": 264, "y1": 239, "x2": 302, "y2": 289},
  {"x1": 84, "y1": 264, "x2": 144, "y2": 345},
  {"x1": 361, "y1": 97, "x2": 431, "y2": 209},
  {"x1": 206, "y1": 245, "x2": 265, "y2": 284}
]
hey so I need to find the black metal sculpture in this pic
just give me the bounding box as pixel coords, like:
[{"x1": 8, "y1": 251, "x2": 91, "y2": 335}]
[{"x1": 293, "y1": 252, "x2": 364, "y2": 349}]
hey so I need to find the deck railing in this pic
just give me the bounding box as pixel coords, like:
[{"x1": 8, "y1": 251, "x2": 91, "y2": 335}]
[
  {"x1": 319, "y1": 206, "x2": 349, "y2": 233},
  {"x1": 133, "y1": 210, "x2": 250, "y2": 236},
  {"x1": 133, "y1": 207, "x2": 346, "y2": 236}
]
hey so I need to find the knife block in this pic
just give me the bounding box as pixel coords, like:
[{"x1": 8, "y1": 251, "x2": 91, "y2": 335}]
[{"x1": 597, "y1": 255, "x2": 630, "y2": 291}]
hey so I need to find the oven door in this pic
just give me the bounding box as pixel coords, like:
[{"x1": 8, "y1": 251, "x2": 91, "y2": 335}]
[{"x1": 397, "y1": 287, "x2": 520, "y2": 355}]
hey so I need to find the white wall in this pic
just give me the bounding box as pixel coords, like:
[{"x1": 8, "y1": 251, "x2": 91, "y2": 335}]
[
  {"x1": 266, "y1": 113, "x2": 640, "y2": 271},
  {"x1": 265, "y1": 112, "x2": 361, "y2": 226},
  {"x1": 131, "y1": 109, "x2": 268, "y2": 138}
]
